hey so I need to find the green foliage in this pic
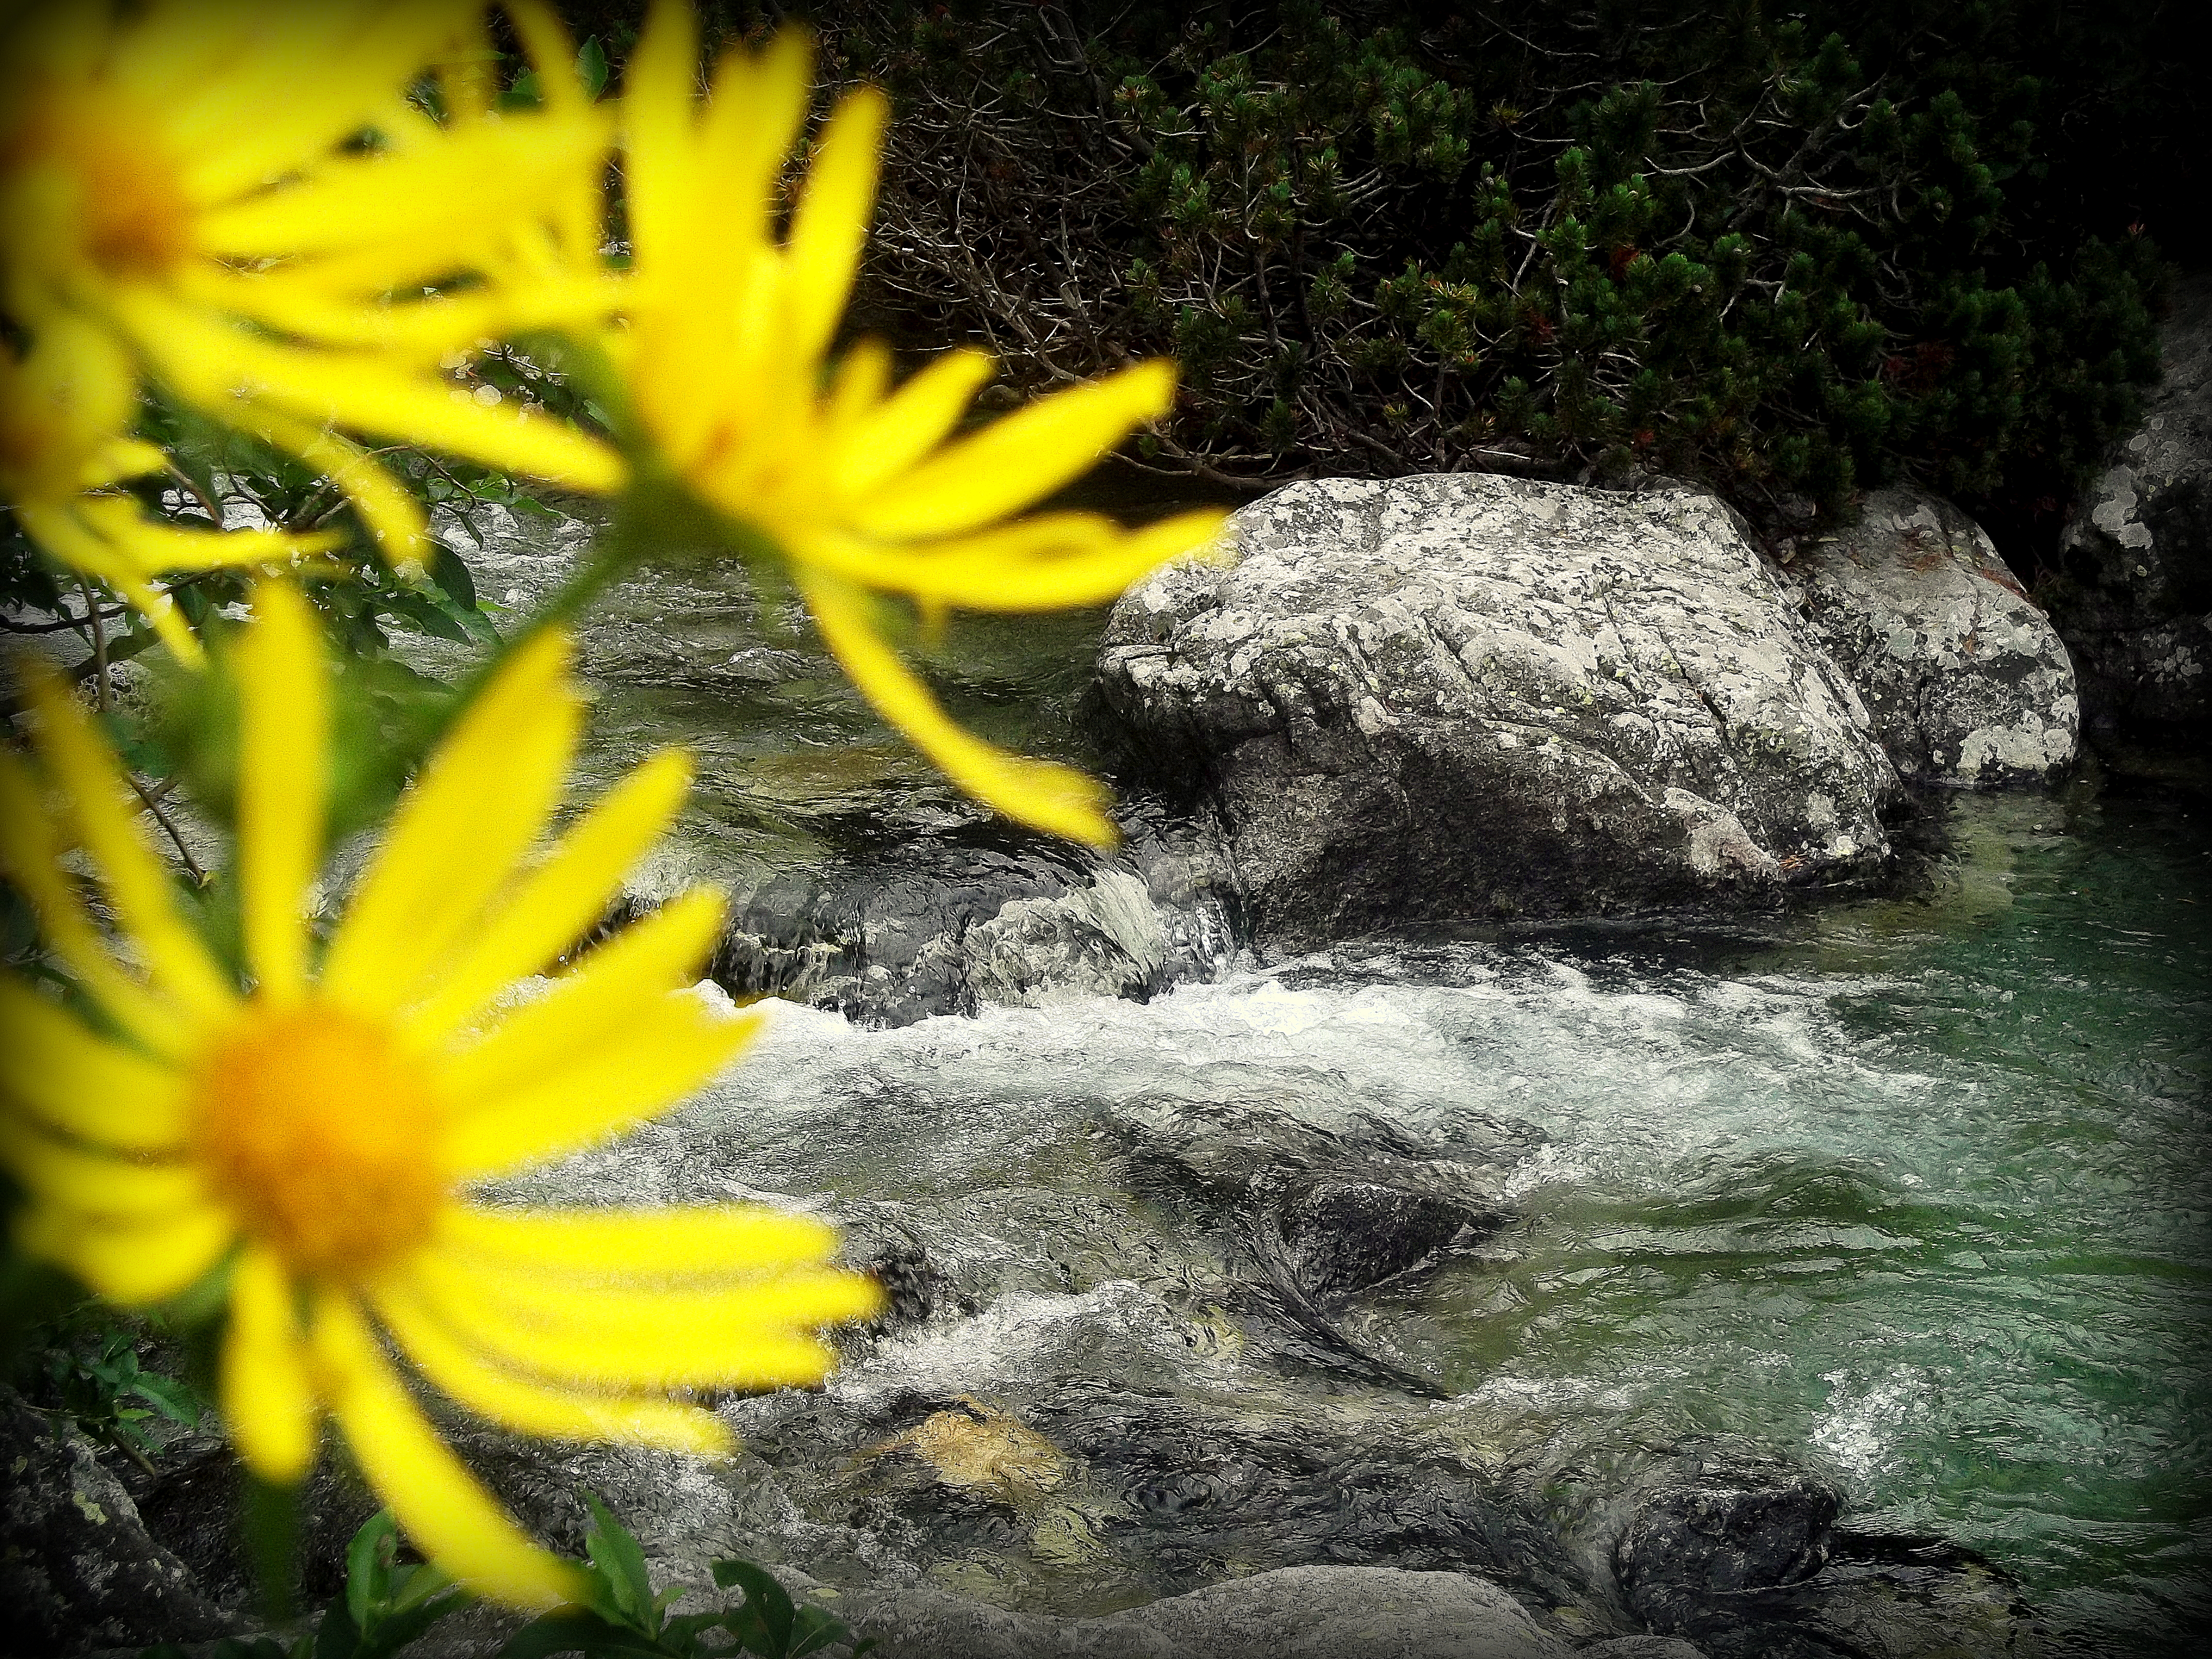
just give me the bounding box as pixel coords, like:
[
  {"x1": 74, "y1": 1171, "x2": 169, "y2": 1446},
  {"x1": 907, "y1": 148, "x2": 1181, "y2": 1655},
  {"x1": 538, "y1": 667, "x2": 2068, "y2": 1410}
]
[
  {"x1": 313, "y1": 1512, "x2": 471, "y2": 1659},
  {"x1": 11, "y1": 1304, "x2": 208, "y2": 1468},
  {"x1": 496, "y1": 1493, "x2": 873, "y2": 1659},
  {"x1": 828, "y1": 0, "x2": 2173, "y2": 528},
  {"x1": 123, "y1": 1504, "x2": 875, "y2": 1659}
]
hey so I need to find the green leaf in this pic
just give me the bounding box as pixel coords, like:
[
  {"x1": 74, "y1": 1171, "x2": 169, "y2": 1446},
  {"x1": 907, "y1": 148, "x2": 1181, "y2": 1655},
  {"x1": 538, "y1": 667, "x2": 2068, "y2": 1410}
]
[
  {"x1": 314, "y1": 1592, "x2": 364, "y2": 1659},
  {"x1": 346, "y1": 1512, "x2": 400, "y2": 1630},
  {"x1": 495, "y1": 1611, "x2": 667, "y2": 1659},
  {"x1": 359, "y1": 1591, "x2": 470, "y2": 1657},
  {"x1": 577, "y1": 37, "x2": 610, "y2": 99},
  {"x1": 582, "y1": 1492, "x2": 657, "y2": 1631},
  {"x1": 710, "y1": 1561, "x2": 793, "y2": 1657},
  {"x1": 384, "y1": 590, "x2": 473, "y2": 645},
  {"x1": 786, "y1": 1605, "x2": 859, "y2": 1658},
  {"x1": 429, "y1": 546, "x2": 479, "y2": 615},
  {"x1": 128, "y1": 1371, "x2": 204, "y2": 1426}
]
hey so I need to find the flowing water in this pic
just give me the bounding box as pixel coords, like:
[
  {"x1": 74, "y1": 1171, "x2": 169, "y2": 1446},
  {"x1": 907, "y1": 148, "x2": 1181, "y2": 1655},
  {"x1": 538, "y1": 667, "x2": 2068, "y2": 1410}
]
[
  {"x1": 550, "y1": 781, "x2": 2209, "y2": 1655},
  {"x1": 458, "y1": 508, "x2": 2212, "y2": 1654}
]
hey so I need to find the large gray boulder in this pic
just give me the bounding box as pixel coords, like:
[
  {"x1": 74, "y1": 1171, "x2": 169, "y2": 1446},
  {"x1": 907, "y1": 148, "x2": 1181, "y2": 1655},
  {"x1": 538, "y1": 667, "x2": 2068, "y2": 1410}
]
[
  {"x1": 1785, "y1": 488, "x2": 2079, "y2": 787},
  {"x1": 1096, "y1": 475, "x2": 1900, "y2": 946},
  {"x1": 2045, "y1": 273, "x2": 2212, "y2": 734}
]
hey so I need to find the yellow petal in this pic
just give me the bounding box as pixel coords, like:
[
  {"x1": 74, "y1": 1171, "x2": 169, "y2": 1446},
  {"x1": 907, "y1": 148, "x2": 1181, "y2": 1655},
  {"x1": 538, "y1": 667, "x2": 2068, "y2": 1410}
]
[
  {"x1": 200, "y1": 106, "x2": 613, "y2": 267},
  {"x1": 371, "y1": 1281, "x2": 735, "y2": 1456},
  {"x1": 20, "y1": 663, "x2": 235, "y2": 1021},
  {"x1": 800, "y1": 573, "x2": 1117, "y2": 844},
  {"x1": 0, "y1": 312, "x2": 137, "y2": 499},
  {"x1": 235, "y1": 584, "x2": 327, "y2": 1006},
  {"x1": 119, "y1": 292, "x2": 625, "y2": 497},
  {"x1": 244, "y1": 405, "x2": 429, "y2": 569},
  {"x1": 438, "y1": 1201, "x2": 839, "y2": 1281},
  {"x1": 404, "y1": 1254, "x2": 876, "y2": 1390},
  {"x1": 0, "y1": 754, "x2": 185, "y2": 1054},
  {"x1": 312, "y1": 1291, "x2": 589, "y2": 1611},
  {"x1": 0, "y1": 1122, "x2": 203, "y2": 1218},
  {"x1": 852, "y1": 361, "x2": 1175, "y2": 540},
  {"x1": 78, "y1": 438, "x2": 169, "y2": 491},
  {"x1": 404, "y1": 749, "x2": 694, "y2": 1045},
  {"x1": 441, "y1": 887, "x2": 727, "y2": 1101},
  {"x1": 892, "y1": 508, "x2": 1227, "y2": 611},
  {"x1": 0, "y1": 979, "x2": 188, "y2": 1151},
  {"x1": 13, "y1": 1203, "x2": 234, "y2": 1305},
  {"x1": 622, "y1": 0, "x2": 705, "y2": 281},
  {"x1": 321, "y1": 630, "x2": 580, "y2": 1015},
  {"x1": 832, "y1": 348, "x2": 995, "y2": 501},
  {"x1": 42, "y1": 496, "x2": 339, "y2": 578},
  {"x1": 507, "y1": 1, "x2": 587, "y2": 117},
  {"x1": 221, "y1": 1248, "x2": 320, "y2": 1485},
  {"x1": 785, "y1": 88, "x2": 888, "y2": 368},
  {"x1": 442, "y1": 992, "x2": 756, "y2": 1178}
]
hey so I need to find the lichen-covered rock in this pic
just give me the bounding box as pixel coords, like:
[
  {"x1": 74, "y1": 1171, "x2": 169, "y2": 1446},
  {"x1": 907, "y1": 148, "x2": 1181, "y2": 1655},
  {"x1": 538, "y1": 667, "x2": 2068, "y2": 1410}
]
[
  {"x1": 2046, "y1": 273, "x2": 2212, "y2": 733},
  {"x1": 1096, "y1": 475, "x2": 1900, "y2": 946},
  {"x1": 0, "y1": 1392, "x2": 234, "y2": 1654},
  {"x1": 1785, "y1": 488, "x2": 2078, "y2": 787}
]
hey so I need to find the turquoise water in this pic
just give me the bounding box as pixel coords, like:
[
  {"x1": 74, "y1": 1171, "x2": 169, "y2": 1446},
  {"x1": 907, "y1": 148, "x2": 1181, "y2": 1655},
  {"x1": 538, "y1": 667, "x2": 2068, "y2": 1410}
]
[
  {"x1": 632, "y1": 777, "x2": 2209, "y2": 1651},
  {"x1": 1339, "y1": 786, "x2": 2212, "y2": 1653}
]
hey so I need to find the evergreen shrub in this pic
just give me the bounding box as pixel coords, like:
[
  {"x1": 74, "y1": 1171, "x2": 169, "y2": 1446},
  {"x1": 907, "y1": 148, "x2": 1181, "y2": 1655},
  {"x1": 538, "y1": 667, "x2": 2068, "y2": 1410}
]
[{"x1": 798, "y1": 0, "x2": 2185, "y2": 543}]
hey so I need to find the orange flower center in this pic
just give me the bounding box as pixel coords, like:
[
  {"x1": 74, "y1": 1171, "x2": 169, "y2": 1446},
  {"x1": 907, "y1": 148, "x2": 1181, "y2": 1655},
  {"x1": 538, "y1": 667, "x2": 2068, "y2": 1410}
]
[
  {"x1": 190, "y1": 1004, "x2": 445, "y2": 1279},
  {"x1": 4, "y1": 84, "x2": 194, "y2": 284}
]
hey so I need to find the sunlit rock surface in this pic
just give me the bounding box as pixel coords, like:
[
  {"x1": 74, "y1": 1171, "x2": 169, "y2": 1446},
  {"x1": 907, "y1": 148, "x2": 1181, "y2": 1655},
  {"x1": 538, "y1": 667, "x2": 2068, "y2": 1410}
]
[
  {"x1": 1096, "y1": 475, "x2": 1901, "y2": 946},
  {"x1": 1784, "y1": 487, "x2": 2078, "y2": 787},
  {"x1": 2044, "y1": 273, "x2": 2212, "y2": 734}
]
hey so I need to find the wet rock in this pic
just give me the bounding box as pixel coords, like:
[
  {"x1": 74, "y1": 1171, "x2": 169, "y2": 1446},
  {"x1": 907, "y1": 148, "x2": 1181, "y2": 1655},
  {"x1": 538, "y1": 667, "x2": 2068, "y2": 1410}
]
[
  {"x1": 857, "y1": 1397, "x2": 1076, "y2": 1515},
  {"x1": 1544, "y1": 1443, "x2": 2040, "y2": 1658},
  {"x1": 1788, "y1": 1529, "x2": 2041, "y2": 1659},
  {"x1": 1096, "y1": 475, "x2": 1900, "y2": 947},
  {"x1": 1111, "y1": 1094, "x2": 1539, "y2": 1390},
  {"x1": 1784, "y1": 489, "x2": 2079, "y2": 787},
  {"x1": 1, "y1": 1391, "x2": 235, "y2": 1654},
  {"x1": 1021, "y1": 1383, "x2": 1582, "y2": 1605},
  {"x1": 617, "y1": 825, "x2": 1236, "y2": 1027},
  {"x1": 842, "y1": 1563, "x2": 1574, "y2": 1659},
  {"x1": 1612, "y1": 1463, "x2": 1839, "y2": 1635},
  {"x1": 2044, "y1": 273, "x2": 2212, "y2": 735}
]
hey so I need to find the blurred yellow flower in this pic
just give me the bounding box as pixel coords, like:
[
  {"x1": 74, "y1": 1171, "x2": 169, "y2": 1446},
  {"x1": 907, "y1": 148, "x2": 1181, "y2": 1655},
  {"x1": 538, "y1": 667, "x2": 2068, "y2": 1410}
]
[
  {"x1": 0, "y1": 585, "x2": 881, "y2": 1608},
  {"x1": 0, "y1": 319, "x2": 338, "y2": 663},
  {"x1": 0, "y1": 0, "x2": 624, "y2": 571},
  {"x1": 613, "y1": 4, "x2": 1223, "y2": 844}
]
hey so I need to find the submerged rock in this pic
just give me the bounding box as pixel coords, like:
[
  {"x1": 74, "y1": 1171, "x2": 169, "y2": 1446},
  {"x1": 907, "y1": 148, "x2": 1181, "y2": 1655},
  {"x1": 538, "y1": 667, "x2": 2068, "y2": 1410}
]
[
  {"x1": 1611, "y1": 1459, "x2": 1840, "y2": 1636},
  {"x1": 2044, "y1": 273, "x2": 2212, "y2": 735},
  {"x1": 1547, "y1": 1443, "x2": 2040, "y2": 1658},
  {"x1": 1111, "y1": 1093, "x2": 1539, "y2": 1391},
  {"x1": 1785, "y1": 489, "x2": 2079, "y2": 788},
  {"x1": 1096, "y1": 475, "x2": 1900, "y2": 947}
]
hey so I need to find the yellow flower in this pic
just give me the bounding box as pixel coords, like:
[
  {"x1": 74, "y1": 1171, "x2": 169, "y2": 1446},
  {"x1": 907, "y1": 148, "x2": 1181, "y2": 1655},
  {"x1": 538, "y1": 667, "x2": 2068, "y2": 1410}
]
[
  {"x1": 1, "y1": 318, "x2": 339, "y2": 663},
  {"x1": 612, "y1": 4, "x2": 1224, "y2": 844},
  {"x1": 0, "y1": 584, "x2": 882, "y2": 1608},
  {"x1": 0, "y1": 0, "x2": 625, "y2": 571}
]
